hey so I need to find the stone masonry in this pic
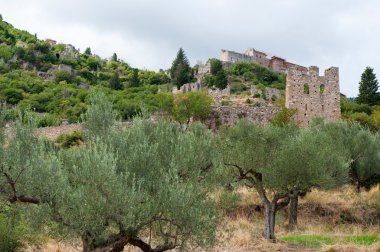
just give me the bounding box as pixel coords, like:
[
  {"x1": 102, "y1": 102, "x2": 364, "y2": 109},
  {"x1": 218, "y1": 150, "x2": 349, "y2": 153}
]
[
  {"x1": 220, "y1": 48, "x2": 308, "y2": 74},
  {"x1": 285, "y1": 66, "x2": 341, "y2": 127},
  {"x1": 250, "y1": 85, "x2": 281, "y2": 100},
  {"x1": 205, "y1": 106, "x2": 281, "y2": 131}
]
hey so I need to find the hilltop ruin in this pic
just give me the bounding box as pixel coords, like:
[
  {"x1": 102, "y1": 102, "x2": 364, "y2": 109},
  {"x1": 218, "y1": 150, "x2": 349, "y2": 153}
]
[{"x1": 220, "y1": 48, "x2": 308, "y2": 74}]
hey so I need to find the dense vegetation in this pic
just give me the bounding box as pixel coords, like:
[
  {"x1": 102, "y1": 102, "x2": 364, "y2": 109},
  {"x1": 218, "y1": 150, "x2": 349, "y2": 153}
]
[
  {"x1": 226, "y1": 61, "x2": 286, "y2": 92},
  {"x1": 1, "y1": 93, "x2": 379, "y2": 251},
  {"x1": 0, "y1": 17, "x2": 379, "y2": 251},
  {"x1": 0, "y1": 17, "x2": 173, "y2": 123}
]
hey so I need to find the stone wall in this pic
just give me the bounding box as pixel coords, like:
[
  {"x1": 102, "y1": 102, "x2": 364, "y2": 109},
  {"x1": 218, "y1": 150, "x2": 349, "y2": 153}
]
[
  {"x1": 250, "y1": 85, "x2": 281, "y2": 100},
  {"x1": 172, "y1": 82, "x2": 202, "y2": 94},
  {"x1": 285, "y1": 66, "x2": 341, "y2": 127},
  {"x1": 204, "y1": 106, "x2": 281, "y2": 131},
  {"x1": 220, "y1": 49, "x2": 255, "y2": 63},
  {"x1": 208, "y1": 86, "x2": 231, "y2": 96}
]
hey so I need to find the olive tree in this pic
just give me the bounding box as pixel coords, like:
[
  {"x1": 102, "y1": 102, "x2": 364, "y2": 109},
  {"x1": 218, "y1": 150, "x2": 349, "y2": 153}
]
[
  {"x1": 0, "y1": 117, "x2": 61, "y2": 205},
  {"x1": 1, "y1": 95, "x2": 218, "y2": 252},
  {"x1": 217, "y1": 120, "x2": 348, "y2": 240},
  {"x1": 273, "y1": 125, "x2": 349, "y2": 227},
  {"x1": 312, "y1": 120, "x2": 380, "y2": 191},
  {"x1": 55, "y1": 120, "x2": 218, "y2": 251}
]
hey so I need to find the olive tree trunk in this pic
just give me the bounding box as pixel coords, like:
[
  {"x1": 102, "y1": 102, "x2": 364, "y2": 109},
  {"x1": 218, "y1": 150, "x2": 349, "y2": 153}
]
[
  {"x1": 288, "y1": 194, "x2": 298, "y2": 228},
  {"x1": 263, "y1": 202, "x2": 276, "y2": 241}
]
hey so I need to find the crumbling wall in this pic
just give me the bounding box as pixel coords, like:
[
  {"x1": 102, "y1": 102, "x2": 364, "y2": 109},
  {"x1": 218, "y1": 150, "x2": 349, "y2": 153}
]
[
  {"x1": 172, "y1": 82, "x2": 202, "y2": 94},
  {"x1": 285, "y1": 66, "x2": 341, "y2": 127},
  {"x1": 204, "y1": 106, "x2": 281, "y2": 131}
]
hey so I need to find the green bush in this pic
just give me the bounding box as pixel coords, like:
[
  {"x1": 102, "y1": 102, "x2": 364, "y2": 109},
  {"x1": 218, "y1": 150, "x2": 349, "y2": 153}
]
[
  {"x1": 253, "y1": 102, "x2": 261, "y2": 107},
  {"x1": 253, "y1": 93, "x2": 261, "y2": 98},
  {"x1": 54, "y1": 70, "x2": 72, "y2": 83},
  {"x1": 36, "y1": 113, "x2": 60, "y2": 127},
  {"x1": 218, "y1": 191, "x2": 241, "y2": 212},
  {"x1": 0, "y1": 214, "x2": 23, "y2": 252},
  {"x1": 230, "y1": 82, "x2": 247, "y2": 94},
  {"x1": 221, "y1": 100, "x2": 232, "y2": 106},
  {"x1": 271, "y1": 107, "x2": 297, "y2": 126},
  {"x1": 55, "y1": 130, "x2": 83, "y2": 148}
]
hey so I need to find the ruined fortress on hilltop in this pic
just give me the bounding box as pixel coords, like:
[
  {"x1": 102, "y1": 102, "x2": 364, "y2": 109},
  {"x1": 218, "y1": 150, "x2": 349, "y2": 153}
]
[
  {"x1": 220, "y1": 48, "x2": 308, "y2": 74},
  {"x1": 199, "y1": 48, "x2": 341, "y2": 128}
]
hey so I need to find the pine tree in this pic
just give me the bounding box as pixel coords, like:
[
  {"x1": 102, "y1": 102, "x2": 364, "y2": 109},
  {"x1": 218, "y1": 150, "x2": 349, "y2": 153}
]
[
  {"x1": 170, "y1": 48, "x2": 191, "y2": 88},
  {"x1": 111, "y1": 53, "x2": 118, "y2": 62},
  {"x1": 357, "y1": 67, "x2": 380, "y2": 105},
  {"x1": 84, "y1": 47, "x2": 92, "y2": 55}
]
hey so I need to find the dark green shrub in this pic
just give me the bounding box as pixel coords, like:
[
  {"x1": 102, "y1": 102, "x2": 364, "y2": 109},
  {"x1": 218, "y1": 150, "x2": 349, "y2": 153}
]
[
  {"x1": 221, "y1": 100, "x2": 232, "y2": 106},
  {"x1": 0, "y1": 214, "x2": 23, "y2": 252},
  {"x1": 54, "y1": 70, "x2": 72, "y2": 83},
  {"x1": 230, "y1": 82, "x2": 247, "y2": 94},
  {"x1": 218, "y1": 191, "x2": 241, "y2": 212},
  {"x1": 55, "y1": 130, "x2": 83, "y2": 148},
  {"x1": 36, "y1": 114, "x2": 60, "y2": 127}
]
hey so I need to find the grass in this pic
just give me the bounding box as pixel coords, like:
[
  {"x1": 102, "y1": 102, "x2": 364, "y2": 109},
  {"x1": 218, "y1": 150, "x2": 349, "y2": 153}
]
[
  {"x1": 280, "y1": 234, "x2": 379, "y2": 247},
  {"x1": 280, "y1": 235, "x2": 334, "y2": 246},
  {"x1": 344, "y1": 235, "x2": 379, "y2": 245},
  {"x1": 23, "y1": 186, "x2": 380, "y2": 251}
]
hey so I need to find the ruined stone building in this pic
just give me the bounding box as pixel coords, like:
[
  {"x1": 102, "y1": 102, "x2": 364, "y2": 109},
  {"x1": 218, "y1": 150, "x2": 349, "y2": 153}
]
[
  {"x1": 172, "y1": 82, "x2": 202, "y2": 94},
  {"x1": 285, "y1": 66, "x2": 341, "y2": 127},
  {"x1": 220, "y1": 48, "x2": 307, "y2": 74}
]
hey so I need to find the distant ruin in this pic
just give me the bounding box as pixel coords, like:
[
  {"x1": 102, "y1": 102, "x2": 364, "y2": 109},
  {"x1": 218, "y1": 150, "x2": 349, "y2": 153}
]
[
  {"x1": 285, "y1": 66, "x2": 341, "y2": 127},
  {"x1": 220, "y1": 48, "x2": 307, "y2": 74}
]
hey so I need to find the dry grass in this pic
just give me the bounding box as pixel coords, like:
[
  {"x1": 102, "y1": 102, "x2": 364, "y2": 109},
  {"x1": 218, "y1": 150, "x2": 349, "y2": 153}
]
[
  {"x1": 214, "y1": 185, "x2": 380, "y2": 251},
  {"x1": 22, "y1": 186, "x2": 380, "y2": 252}
]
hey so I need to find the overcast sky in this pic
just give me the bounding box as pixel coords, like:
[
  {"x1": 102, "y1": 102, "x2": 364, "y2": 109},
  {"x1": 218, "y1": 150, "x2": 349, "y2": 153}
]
[{"x1": 1, "y1": 0, "x2": 380, "y2": 96}]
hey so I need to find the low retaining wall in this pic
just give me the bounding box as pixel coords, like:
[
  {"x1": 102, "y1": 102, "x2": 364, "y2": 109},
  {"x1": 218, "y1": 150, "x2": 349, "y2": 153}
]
[{"x1": 205, "y1": 106, "x2": 281, "y2": 130}]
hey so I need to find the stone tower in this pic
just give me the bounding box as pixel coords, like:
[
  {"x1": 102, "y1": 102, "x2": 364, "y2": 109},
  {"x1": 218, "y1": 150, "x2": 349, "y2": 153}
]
[{"x1": 285, "y1": 66, "x2": 341, "y2": 127}]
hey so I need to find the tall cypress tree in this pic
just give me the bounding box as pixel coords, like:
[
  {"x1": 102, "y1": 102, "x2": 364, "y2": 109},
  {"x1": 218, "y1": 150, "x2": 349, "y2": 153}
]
[
  {"x1": 109, "y1": 72, "x2": 122, "y2": 90},
  {"x1": 130, "y1": 68, "x2": 140, "y2": 87},
  {"x1": 357, "y1": 67, "x2": 380, "y2": 105},
  {"x1": 170, "y1": 48, "x2": 191, "y2": 88}
]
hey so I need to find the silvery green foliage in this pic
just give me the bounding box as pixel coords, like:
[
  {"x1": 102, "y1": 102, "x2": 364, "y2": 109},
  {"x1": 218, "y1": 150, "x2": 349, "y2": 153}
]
[
  {"x1": 1, "y1": 99, "x2": 218, "y2": 251},
  {"x1": 218, "y1": 119, "x2": 349, "y2": 195},
  {"x1": 311, "y1": 120, "x2": 380, "y2": 189},
  {"x1": 0, "y1": 118, "x2": 63, "y2": 205},
  {"x1": 217, "y1": 119, "x2": 350, "y2": 240},
  {"x1": 49, "y1": 119, "x2": 218, "y2": 250},
  {"x1": 72, "y1": 118, "x2": 218, "y2": 249},
  {"x1": 81, "y1": 92, "x2": 119, "y2": 138}
]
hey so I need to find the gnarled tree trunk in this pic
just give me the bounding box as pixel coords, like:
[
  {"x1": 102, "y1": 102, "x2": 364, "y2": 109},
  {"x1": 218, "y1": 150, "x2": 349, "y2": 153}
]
[
  {"x1": 288, "y1": 194, "x2": 298, "y2": 228},
  {"x1": 263, "y1": 202, "x2": 276, "y2": 241}
]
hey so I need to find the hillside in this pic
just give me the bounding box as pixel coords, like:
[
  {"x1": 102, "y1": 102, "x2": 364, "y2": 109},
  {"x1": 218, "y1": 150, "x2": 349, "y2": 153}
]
[
  {"x1": 1, "y1": 16, "x2": 379, "y2": 131},
  {"x1": 0, "y1": 16, "x2": 291, "y2": 126},
  {"x1": 0, "y1": 15, "x2": 171, "y2": 124}
]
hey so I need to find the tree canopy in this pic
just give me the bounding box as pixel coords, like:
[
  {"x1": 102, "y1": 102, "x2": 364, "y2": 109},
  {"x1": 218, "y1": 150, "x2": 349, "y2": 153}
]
[
  {"x1": 216, "y1": 120, "x2": 349, "y2": 240},
  {"x1": 0, "y1": 95, "x2": 219, "y2": 252},
  {"x1": 170, "y1": 48, "x2": 192, "y2": 88},
  {"x1": 356, "y1": 67, "x2": 380, "y2": 106}
]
